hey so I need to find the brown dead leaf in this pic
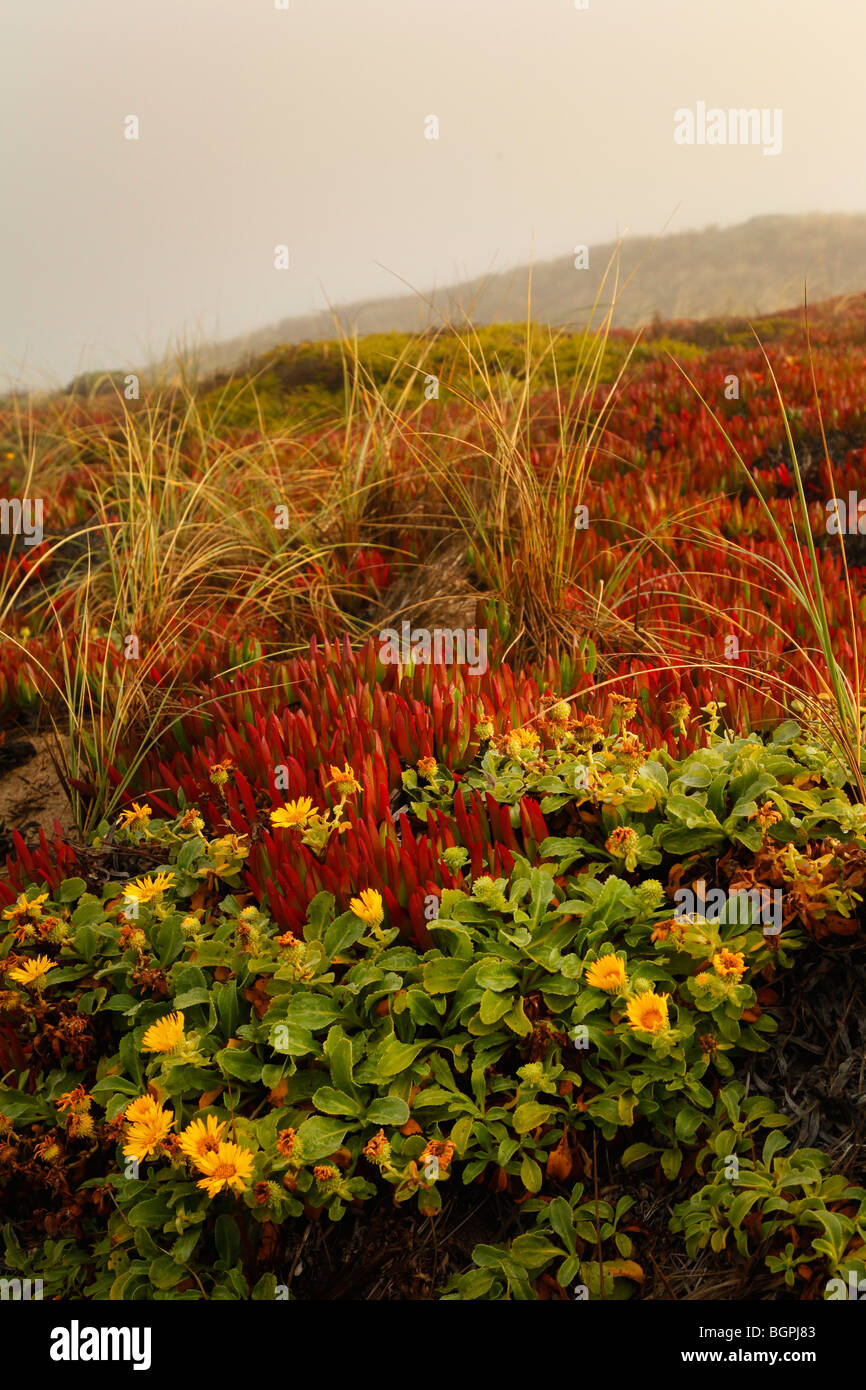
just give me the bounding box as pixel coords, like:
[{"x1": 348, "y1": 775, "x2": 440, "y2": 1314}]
[
  {"x1": 606, "y1": 1260, "x2": 644, "y2": 1283},
  {"x1": 546, "y1": 1130, "x2": 573, "y2": 1182}
]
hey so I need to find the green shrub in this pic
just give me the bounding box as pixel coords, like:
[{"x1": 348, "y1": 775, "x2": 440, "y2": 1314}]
[{"x1": 1, "y1": 716, "x2": 864, "y2": 1299}]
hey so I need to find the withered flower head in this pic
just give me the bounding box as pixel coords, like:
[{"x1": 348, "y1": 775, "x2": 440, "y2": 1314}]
[
  {"x1": 34, "y1": 1134, "x2": 64, "y2": 1164},
  {"x1": 749, "y1": 800, "x2": 783, "y2": 832},
  {"x1": 713, "y1": 948, "x2": 747, "y2": 980},
  {"x1": 209, "y1": 759, "x2": 234, "y2": 787},
  {"x1": 571, "y1": 712, "x2": 605, "y2": 750},
  {"x1": 605, "y1": 826, "x2": 637, "y2": 857},
  {"x1": 57, "y1": 1085, "x2": 93, "y2": 1114},
  {"x1": 66, "y1": 1112, "x2": 95, "y2": 1139},
  {"x1": 363, "y1": 1129, "x2": 391, "y2": 1164},
  {"x1": 277, "y1": 1127, "x2": 297, "y2": 1158},
  {"x1": 610, "y1": 693, "x2": 638, "y2": 723},
  {"x1": 419, "y1": 1138, "x2": 455, "y2": 1170}
]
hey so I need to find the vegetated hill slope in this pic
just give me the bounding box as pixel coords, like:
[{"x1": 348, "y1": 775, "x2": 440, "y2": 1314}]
[
  {"x1": 179, "y1": 285, "x2": 866, "y2": 431},
  {"x1": 188, "y1": 212, "x2": 866, "y2": 378}
]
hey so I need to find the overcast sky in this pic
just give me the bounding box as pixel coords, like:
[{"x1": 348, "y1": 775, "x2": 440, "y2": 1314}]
[{"x1": 3, "y1": 0, "x2": 865, "y2": 387}]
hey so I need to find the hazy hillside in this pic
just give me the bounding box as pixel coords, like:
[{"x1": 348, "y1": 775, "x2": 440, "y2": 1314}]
[{"x1": 188, "y1": 213, "x2": 866, "y2": 378}]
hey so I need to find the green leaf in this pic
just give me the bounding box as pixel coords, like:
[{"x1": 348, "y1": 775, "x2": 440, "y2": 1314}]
[
  {"x1": 214, "y1": 1214, "x2": 241, "y2": 1267},
  {"x1": 295, "y1": 1115, "x2": 353, "y2": 1162},
  {"x1": 476, "y1": 961, "x2": 521, "y2": 992},
  {"x1": 547, "y1": 1197, "x2": 577, "y2": 1253},
  {"x1": 312, "y1": 1086, "x2": 364, "y2": 1118},
  {"x1": 153, "y1": 916, "x2": 183, "y2": 968},
  {"x1": 323, "y1": 913, "x2": 365, "y2": 960},
  {"x1": 365, "y1": 1097, "x2": 410, "y2": 1126},
  {"x1": 77, "y1": 988, "x2": 108, "y2": 1015},
  {"x1": 675, "y1": 1107, "x2": 705, "y2": 1143},
  {"x1": 450, "y1": 1115, "x2": 474, "y2": 1155},
  {"x1": 761, "y1": 1129, "x2": 790, "y2": 1165},
  {"x1": 149, "y1": 1256, "x2": 186, "y2": 1289},
  {"x1": 119, "y1": 1030, "x2": 144, "y2": 1086},
  {"x1": 90, "y1": 1075, "x2": 143, "y2": 1100},
  {"x1": 128, "y1": 1197, "x2": 172, "y2": 1229},
  {"x1": 479, "y1": 988, "x2": 513, "y2": 1025},
  {"x1": 513, "y1": 1101, "x2": 554, "y2": 1134},
  {"x1": 252, "y1": 1273, "x2": 278, "y2": 1300},
  {"x1": 621, "y1": 1142, "x2": 659, "y2": 1167},
  {"x1": 304, "y1": 891, "x2": 335, "y2": 942},
  {"x1": 172, "y1": 987, "x2": 211, "y2": 1011},
  {"x1": 73, "y1": 925, "x2": 99, "y2": 962},
  {"x1": 519, "y1": 1154, "x2": 543, "y2": 1194},
  {"x1": 510, "y1": 1233, "x2": 561, "y2": 1269},
  {"x1": 270, "y1": 1023, "x2": 316, "y2": 1058},
  {"x1": 503, "y1": 997, "x2": 532, "y2": 1036},
  {"x1": 665, "y1": 794, "x2": 722, "y2": 829},
  {"x1": 56, "y1": 877, "x2": 87, "y2": 903},
  {"x1": 374, "y1": 1037, "x2": 424, "y2": 1079},
  {"x1": 216, "y1": 1047, "x2": 262, "y2": 1082},
  {"x1": 101, "y1": 994, "x2": 139, "y2": 1014},
  {"x1": 71, "y1": 901, "x2": 105, "y2": 929},
  {"x1": 214, "y1": 981, "x2": 240, "y2": 1039},
  {"x1": 728, "y1": 1191, "x2": 763, "y2": 1228},
  {"x1": 423, "y1": 957, "x2": 468, "y2": 994},
  {"x1": 172, "y1": 1230, "x2": 200, "y2": 1265},
  {"x1": 660, "y1": 1147, "x2": 683, "y2": 1180},
  {"x1": 324, "y1": 1031, "x2": 358, "y2": 1098},
  {"x1": 541, "y1": 836, "x2": 607, "y2": 872},
  {"x1": 449, "y1": 1267, "x2": 496, "y2": 1299},
  {"x1": 284, "y1": 996, "x2": 342, "y2": 1031},
  {"x1": 472, "y1": 1243, "x2": 512, "y2": 1269}
]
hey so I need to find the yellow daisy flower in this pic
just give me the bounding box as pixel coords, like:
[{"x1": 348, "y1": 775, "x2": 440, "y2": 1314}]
[
  {"x1": 585, "y1": 955, "x2": 627, "y2": 992},
  {"x1": 2, "y1": 891, "x2": 49, "y2": 922},
  {"x1": 178, "y1": 1114, "x2": 227, "y2": 1164},
  {"x1": 123, "y1": 871, "x2": 175, "y2": 905},
  {"x1": 125, "y1": 1093, "x2": 164, "y2": 1125},
  {"x1": 195, "y1": 1141, "x2": 255, "y2": 1198},
  {"x1": 325, "y1": 763, "x2": 362, "y2": 796},
  {"x1": 349, "y1": 888, "x2": 384, "y2": 930},
  {"x1": 270, "y1": 797, "x2": 315, "y2": 830},
  {"x1": 141, "y1": 1011, "x2": 185, "y2": 1054},
  {"x1": 505, "y1": 727, "x2": 540, "y2": 759},
  {"x1": 7, "y1": 954, "x2": 54, "y2": 989},
  {"x1": 116, "y1": 802, "x2": 153, "y2": 830},
  {"x1": 212, "y1": 834, "x2": 249, "y2": 857},
  {"x1": 123, "y1": 1106, "x2": 174, "y2": 1162},
  {"x1": 625, "y1": 989, "x2": 670, "y2": 1035}
]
